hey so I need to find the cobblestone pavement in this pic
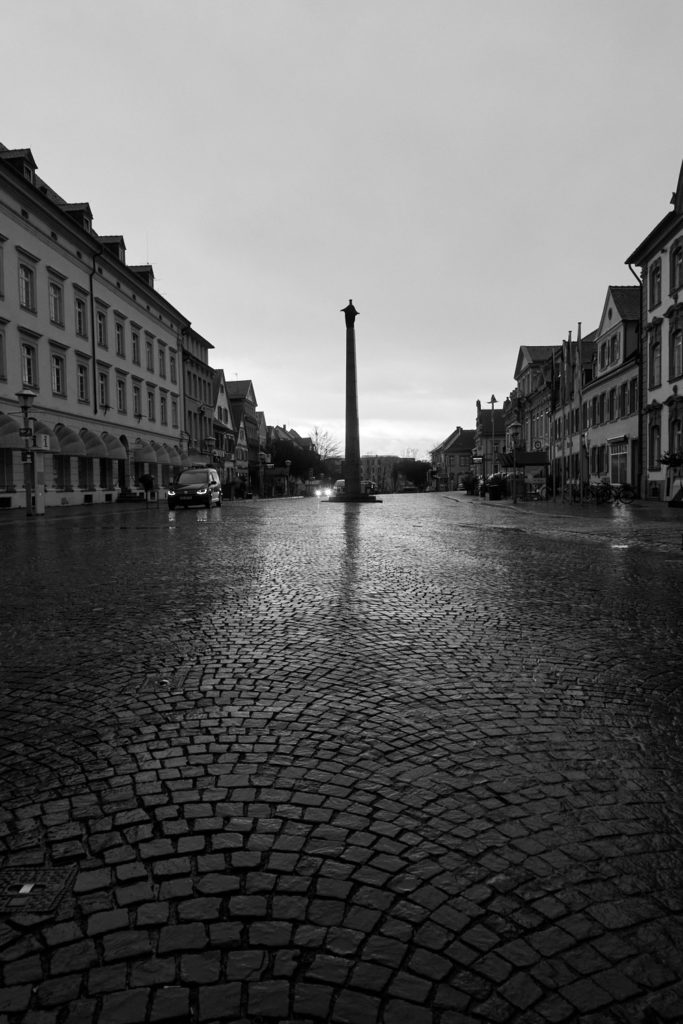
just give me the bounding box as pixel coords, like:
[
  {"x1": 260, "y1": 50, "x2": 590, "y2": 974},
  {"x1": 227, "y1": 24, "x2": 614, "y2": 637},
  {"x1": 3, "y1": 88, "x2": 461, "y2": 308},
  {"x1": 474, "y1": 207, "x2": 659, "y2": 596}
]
[{"x1": 0, "y1": 494, "x2": 681, "y2": 1024}]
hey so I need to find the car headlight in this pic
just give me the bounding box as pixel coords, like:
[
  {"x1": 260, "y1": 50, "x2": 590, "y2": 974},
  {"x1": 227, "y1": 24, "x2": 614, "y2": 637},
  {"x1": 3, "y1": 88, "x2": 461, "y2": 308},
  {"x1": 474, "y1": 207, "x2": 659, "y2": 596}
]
[{"x1": 196, "y1": 487, "x2": 208, "y2": 495}]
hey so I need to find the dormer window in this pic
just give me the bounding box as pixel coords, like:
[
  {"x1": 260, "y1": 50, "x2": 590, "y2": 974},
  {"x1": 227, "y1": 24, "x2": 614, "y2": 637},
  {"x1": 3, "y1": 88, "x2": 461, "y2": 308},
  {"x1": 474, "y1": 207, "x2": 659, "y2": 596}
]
[{"x1": 23, "y1": 163, "x2": 34, "y2": 184}]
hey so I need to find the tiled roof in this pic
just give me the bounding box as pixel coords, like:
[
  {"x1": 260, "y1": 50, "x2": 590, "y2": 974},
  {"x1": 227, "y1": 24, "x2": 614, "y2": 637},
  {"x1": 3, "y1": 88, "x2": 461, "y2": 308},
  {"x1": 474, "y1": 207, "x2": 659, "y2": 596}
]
[{"x1": 609, "y1": 285, "x2": 640, "y2": 321}]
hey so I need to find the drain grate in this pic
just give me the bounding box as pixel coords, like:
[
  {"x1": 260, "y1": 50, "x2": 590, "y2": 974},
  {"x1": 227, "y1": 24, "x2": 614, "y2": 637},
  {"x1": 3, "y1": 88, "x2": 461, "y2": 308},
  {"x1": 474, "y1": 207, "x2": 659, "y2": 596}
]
[{"x1": 0, "y1": 867, "x2": 76, "y2": 914}]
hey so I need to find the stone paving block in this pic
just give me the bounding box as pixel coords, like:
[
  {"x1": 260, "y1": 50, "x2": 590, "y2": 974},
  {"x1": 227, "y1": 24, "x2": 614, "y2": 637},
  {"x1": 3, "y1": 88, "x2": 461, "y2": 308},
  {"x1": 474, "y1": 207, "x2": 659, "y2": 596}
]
[
  {"x1": 102, "y1": 929, "x2": 152, "y2": 962},
  {"x1": 331, "y1": 989, "x2": 381, "y2": 1024},
  {"x1": 198, "y1": 983, "x2": 241, "y2": 1022},
  {"x1": 180, "y1": 951, "x2": 220, "y2": 984},
  {"x1": 226, "y1": 950, "x2": 267, "y2": 980},
  {"x1": 130, "y1": 957, "x2": 176, "y2": 988},
  {"x1": 150, "y1": 986, "x2": 190, "y2": 1021},
  {"x1": 247, "y1": 980, "x2": 289, "y2": 1018},
  {"x1": 99, "y1": 988, "x2": 150, "y2": 1024},
  {"x1": 3, "y1": 953, "x2": 43, "y2": 984},
  {"x1": 63, "y1": 998, "x2": 99, "y2": 1024},
  {"x1": 384, "y1": 999, "x2": 435, "y2": 1024},
  {"x1": 0, "y1": 985, "x2": 32, "y2": 1013},
  {"x1": 293, "y1": 982, "x2": 333, "y2": 1019},
  {"x1": 560, "y1": 977, "x2": 613, "y2": 1013},
  {"x1": 87, "y1": 908, "x2": 129, "y2": 935},
  {"x1": 88, "y1": 964, "x2": 127, "y2": 994},
  {"x1": 36, "y1": 974, "x2": 81, "y2": 1008}
]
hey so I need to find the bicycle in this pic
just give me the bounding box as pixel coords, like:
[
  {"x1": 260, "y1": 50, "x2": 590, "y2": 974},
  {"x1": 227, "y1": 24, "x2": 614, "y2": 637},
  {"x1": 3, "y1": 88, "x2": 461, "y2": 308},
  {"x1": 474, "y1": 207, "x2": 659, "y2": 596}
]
[{"x1": 609, "y1": 483, "x2": 635, "y2": 504}]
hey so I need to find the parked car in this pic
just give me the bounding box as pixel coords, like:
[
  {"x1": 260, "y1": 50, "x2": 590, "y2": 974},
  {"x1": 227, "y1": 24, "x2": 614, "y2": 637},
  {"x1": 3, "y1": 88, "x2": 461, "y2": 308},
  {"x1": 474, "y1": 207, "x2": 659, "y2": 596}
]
[{"x1": 167, "y1": 468, "x2": 223, "y2": 510}]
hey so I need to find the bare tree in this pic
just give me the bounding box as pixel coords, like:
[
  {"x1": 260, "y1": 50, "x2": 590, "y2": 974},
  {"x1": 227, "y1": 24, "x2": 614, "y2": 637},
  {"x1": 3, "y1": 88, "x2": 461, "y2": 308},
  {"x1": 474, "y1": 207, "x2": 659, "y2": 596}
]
[{"x1": 312, "y1": 426, "x2": 342, "y2": 461}]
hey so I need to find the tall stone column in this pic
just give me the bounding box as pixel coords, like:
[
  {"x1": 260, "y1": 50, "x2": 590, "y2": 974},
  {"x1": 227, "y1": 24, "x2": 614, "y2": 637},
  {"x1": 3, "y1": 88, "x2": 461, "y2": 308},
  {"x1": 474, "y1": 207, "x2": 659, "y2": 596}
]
[{"x1": 342, "y1": 300, "x2": 362, "y2": 497}]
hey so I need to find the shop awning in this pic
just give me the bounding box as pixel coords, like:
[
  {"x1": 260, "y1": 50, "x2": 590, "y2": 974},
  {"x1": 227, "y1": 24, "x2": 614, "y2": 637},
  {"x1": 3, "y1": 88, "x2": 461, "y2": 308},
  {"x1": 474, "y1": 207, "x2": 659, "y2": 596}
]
[
  {"x1": 150, "y1": 441, "x2": 170, "y2": 464},
  {"x1": 32, "y1": 421, "x2": 61, "y2": 453},
  {"x1": 79, "y1": 427, "x2": 108, "y2": 458},
  {"x1": 133, "y1": 439, "x2": 157, "y2": 463},
  {"x1": 163, "y1": 443, "x2": 182, "y2": 466},
  {"x1": 101, "y1": 432, "x2": 127, "y2": 460},
  {"x1": 498, "y1": 451, "x2": 549, "y2": 468},
  {"x1": 0, "y1": 413, "x2": 21, "y2": 449},
  {"x1": 55, "y1": 424, "x2": 88, "y2": 456}
]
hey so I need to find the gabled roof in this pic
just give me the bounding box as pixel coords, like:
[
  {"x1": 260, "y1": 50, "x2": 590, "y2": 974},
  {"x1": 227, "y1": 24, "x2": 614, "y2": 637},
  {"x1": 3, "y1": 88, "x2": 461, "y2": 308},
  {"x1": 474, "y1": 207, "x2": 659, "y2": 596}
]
[
  {"x1": 595, "y1": 286, "x2": 639, "y2": 340},
  {"x1": 443, "y1": 429, "x2": 476, "y2": 453},
  {"x1": 514, "y1": 345, "x2": 557, "y2": 380},
  {"x1": 609, "y1": 285, "x2": 640, "y2": 322},
  {"x1": 626, "y1": 158, "x2": 683, "y2": 265},
  {"x1": 227, "y1": 379, "x2": 257, "y2": 406}
]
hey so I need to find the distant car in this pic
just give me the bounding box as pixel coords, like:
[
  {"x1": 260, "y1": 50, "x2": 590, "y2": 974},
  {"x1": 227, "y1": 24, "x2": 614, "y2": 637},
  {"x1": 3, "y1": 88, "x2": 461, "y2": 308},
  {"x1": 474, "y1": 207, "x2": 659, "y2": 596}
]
[
  {"x1": 167, "y1": 468, "x2": 223, "y2": 510},
  {"x1": 315, "y1": 486, "x2": 333, "y2": 498}
]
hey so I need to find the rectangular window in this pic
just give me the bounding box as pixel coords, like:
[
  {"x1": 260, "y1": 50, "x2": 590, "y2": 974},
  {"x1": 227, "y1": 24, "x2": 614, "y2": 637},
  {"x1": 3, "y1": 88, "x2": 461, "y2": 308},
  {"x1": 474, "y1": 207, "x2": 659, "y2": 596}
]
[
  {"x1": 78, "y1": 457, "x2": 94, "y2": 491},
  {"x1": 147, "y1": 390, "x2": 155, "y2": 421},
  {"x1": 22, "y1": 342, "x2": 37, "y2": 386},
  {"x1": 131, "y1": 330, "x2": 140, "y2": 364},
  {"x1": 115, "y1": 322, "x2": 125, "y2": 357},
  {"x1": 77, "y1": 363, "x2": 89, "y2": 402},
  {"x1": 629, "y1": 377, "x2": 637, "y2": 412},
  {"x1": 170, "y1": 355, "x2": 177, "y2": 384},
  {"x1": 96, "y1": 311, "x2": 107, "y2": 348},
  {"x1": 116, "y1": 378, "x2": 126, "y2": 413},
  {"x1": 146, "y1": 339, "x2": 154, "y2": 372},
  {"x1": 171, "y1": 399, "x2": 178, "y2": 428},
  {"x1": 98, "y1": 371, "x2": 109, "y2": 408},
  {"x1": 19, "y1": 264, "x2": 36, "y2": 311},
  {"x1": 51, "y1": 353, "x2": 66, "y2": 395},
  {"x1": 608, "y1": 389, "x2": 616, "y2": 421},
  {"x1": 158, "y1": 347, "x2": 166, "y2": 378},
  {"x1": 619, "y1": 382, "x2": 628, "y2": 417},
  {"x1": 133, "y1": 384, "x2": 141, "y2": 417},
  {"x1": 0, "y1": 449, "x2": 14, "y2": 490},
  {"x1": 672, "y1": 331, "x2": 683, "y2": 378},
  {"x1": 609, "y1": 334, "x2": 620, "y2": 363},
  {"x1": 650, "y1": 335, "x2": 662, "y2": 388},
  {"x1": 650, "y1": 260, "x2": 662, "y2": 308},
  {"x1": 599, "y1": 343, "x2": 607, "y2": 369},
  {"x1": 75, "y1": 297, "x2": 87, "y2": 337},
  {"x1": 160, "y1": 395, "x2": 168, "y2": 425},
  {"x1": 49, "y1": 282, "x2": 64, "y2": 325}
]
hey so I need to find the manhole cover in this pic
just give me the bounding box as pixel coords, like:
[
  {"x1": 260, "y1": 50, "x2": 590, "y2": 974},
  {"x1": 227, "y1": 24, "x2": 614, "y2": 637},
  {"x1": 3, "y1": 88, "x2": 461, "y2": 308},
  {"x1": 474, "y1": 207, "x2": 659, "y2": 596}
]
[{"x1": 0, "y1": 867, "x2": 76, "y2": 914}]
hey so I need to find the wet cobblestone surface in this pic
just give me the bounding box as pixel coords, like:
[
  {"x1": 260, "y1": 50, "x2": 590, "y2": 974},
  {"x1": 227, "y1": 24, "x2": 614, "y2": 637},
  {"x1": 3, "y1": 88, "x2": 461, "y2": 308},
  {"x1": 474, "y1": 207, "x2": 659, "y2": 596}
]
[{"x1": 0, "y1": 493, "x2": 681, "y2": 1024}]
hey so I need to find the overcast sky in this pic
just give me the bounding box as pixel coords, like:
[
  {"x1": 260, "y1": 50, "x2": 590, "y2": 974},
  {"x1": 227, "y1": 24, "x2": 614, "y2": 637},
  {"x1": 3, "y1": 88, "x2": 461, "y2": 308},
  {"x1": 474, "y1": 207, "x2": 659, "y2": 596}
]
[{"x1": 4, "y1": 0, "x2": 683, "y2": 457}]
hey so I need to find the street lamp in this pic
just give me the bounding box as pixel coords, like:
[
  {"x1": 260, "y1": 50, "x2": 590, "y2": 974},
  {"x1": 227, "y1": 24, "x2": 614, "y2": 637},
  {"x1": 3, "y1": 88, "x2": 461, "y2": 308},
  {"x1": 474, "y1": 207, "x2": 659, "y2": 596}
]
[
  {"x1": 509, "y1": 420, "x2": 521, "y2": 504},
  {"x1": 489, "y1": 394, "x2": 497, "y2": 476},
  {"x1": 16, "y1": 387, "x2": 36, "y2": 517}
]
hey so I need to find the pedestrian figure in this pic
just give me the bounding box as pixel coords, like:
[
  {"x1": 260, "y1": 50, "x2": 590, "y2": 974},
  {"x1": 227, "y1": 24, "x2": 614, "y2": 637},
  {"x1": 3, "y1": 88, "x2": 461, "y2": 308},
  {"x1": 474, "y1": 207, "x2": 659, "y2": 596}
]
[{"x1": 139, "y1": 473, "x2": 154, "y2": 507}]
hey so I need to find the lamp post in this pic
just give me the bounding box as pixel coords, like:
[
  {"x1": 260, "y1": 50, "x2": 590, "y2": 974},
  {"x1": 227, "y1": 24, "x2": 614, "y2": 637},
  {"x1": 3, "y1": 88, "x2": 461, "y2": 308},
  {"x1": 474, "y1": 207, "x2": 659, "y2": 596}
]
[
  {"x1": 509, "y1": 420, "x2": 521, "y2": 504},
  {"x1": 489, "y1": 395, "x2": 497, "y2": 477},
  {"x1": 16, "y1": 388, "x2": 36, "y2": 517}
]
